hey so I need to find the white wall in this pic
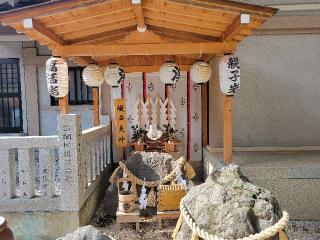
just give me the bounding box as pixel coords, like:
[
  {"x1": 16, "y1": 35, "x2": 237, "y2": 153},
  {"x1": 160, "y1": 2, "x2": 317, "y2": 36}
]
[{"x1": 209, "y1": 33, "x2": 320, "y2": 147}]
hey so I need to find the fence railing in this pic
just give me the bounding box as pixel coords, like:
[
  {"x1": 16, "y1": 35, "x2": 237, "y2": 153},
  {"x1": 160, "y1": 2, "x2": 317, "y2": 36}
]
[{"x1": 0, "y1": 114, "x2": 111, "y2": 212}]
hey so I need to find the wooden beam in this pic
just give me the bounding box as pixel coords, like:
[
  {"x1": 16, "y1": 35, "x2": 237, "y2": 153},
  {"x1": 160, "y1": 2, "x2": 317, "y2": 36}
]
[
  {"x1": 71, "y1": 56, "x2": 93, "y2": 66},
  {"x1": 68, "y1": 26, "x2": 136, "y2": 44},
  {"x1": 219, "y1": 14, "x2": 250, "y2": 42},
  {"x1": 148, "y1": 25, "x2": 217, "y2": 42},
  {"x1": 223, "y1": 95, "x2": 232, "y2": 163},
  {"x1": 59, "y1": 96, "x2": 69, "y2": 114},
  {"x1": 145, "y1": 0, "x2": 277, "y2": 18},
  {"x1": 53, "y1": 42, "x2": 237, "y2": 57},
  {"x1": 93, "y1": 87, "x2": 100, "y2": 126},
  {"x1": 0, "y1": 0, "x2": 113, "y2": 25},
  {"x1": 201, "y1": 83, "x2": 208, "y2": 146},
  {"x1": 23, "y1": 18, "x2": 65, "y2": 46},
  {"x1": 144, "y1": 8, "x2": 228, "y2": 32},
  {"x1": 123, "y1": 65, "x2": 191, "y2": 73},
  {"x1": 132, "y1": 0, "x2": 146, "y2": 31},
  {"x1": 60, "y1": 18, "x2": 136, "y2": 41},
  {"x1": 42, "y1": 2, "x2": 133, "y2": 28},
  {"x1": 143, "y1": 0, "x2": 234, "y2": 24},
  {"x1": 145, "y1": 18, "x2": 222, "y2": 37},
  {"x1": 51, "y1": 10, "x2": 135, "y2": 35},
  {"x1": 22, "y1": 18, "x2": 91, "y2": 65}
]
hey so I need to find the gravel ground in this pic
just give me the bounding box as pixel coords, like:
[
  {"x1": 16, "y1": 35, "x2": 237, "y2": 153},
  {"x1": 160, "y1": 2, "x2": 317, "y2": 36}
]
[{"x1": 91, "y1": 209, "x2": 320, "y2": 240}]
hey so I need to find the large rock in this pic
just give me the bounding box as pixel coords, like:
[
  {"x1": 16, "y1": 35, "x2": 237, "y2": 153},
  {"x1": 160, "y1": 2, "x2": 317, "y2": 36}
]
[
  {"x1": 125, "y1": 152, "x2": 174, "y2": 180},
  {"x1": 176, "y1": 164, "x2": 281, "y2": 240},
  {"x1": 56, "y1": 225, "x2": 112, "y2": 240}
]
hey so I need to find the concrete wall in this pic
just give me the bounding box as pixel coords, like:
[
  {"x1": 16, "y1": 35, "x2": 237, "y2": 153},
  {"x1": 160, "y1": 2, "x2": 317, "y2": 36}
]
[
  {"x1": 37, "y1": 63, "x2": 94, "y2": 135},
  {"x1": 209, "y1": 33, "x2": 320, "y2": 147},
  {"x1": 0, "y1": 41, "x2": 95, "y2": 136}
]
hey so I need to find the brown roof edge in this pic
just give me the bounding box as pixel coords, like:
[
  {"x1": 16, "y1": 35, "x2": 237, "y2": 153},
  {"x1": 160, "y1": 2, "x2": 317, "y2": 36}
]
[
  {"x1": 0, "y1": 0, "x2": 278, "y2": 25},
  {"x1": 197, "y1": 0, "x2": 279, "y2": 15}
]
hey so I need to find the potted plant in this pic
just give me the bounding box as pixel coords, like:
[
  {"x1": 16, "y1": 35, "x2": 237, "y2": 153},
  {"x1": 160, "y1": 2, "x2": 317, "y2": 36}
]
[
  {"x1": 131, "y1": 125, "x2": 147, "y2": 152},
  {"x1": 163, "y1": 124, "x2": 178, "y2": 153}
]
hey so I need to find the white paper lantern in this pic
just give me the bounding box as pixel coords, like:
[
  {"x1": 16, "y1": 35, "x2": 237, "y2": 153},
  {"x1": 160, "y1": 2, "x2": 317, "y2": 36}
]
[
  {"x1": 104, "y1": 63, "x2": 125, "y2": 87},
  {"x1": 159, "y1": 61, "x2": 180, "y2": 85},
  {"x1": 46, "y1": 56, "x2": 69, "y2": 98},
  {"x1": 190, "y1": 61, "x2": 211, "y2": 84},
  {"x1": 219, "y1": 55, "x2": 240, "y2": 96},
  {"x1": 82, "y1": 64, "x2": 104, "y2": 87}
]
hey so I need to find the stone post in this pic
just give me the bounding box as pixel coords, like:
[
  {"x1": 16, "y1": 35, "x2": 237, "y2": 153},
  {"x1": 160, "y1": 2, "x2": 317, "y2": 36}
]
[
  {"x1": 58, "y1": 114, "x2": 84, "y2": 211},
  {"x1": 0, "y1": 149, "x2": 16, "y2": 200},
  {"x1": 22, "y1": 48, "x2": 40, "y2": 136}
]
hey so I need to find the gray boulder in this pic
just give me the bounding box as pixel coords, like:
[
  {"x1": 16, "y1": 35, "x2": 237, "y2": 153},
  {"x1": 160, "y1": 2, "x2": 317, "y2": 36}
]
[
  {"x1": 125, "y1": 152, "x2": 173, "y2": 180},
  {"x1": 176, "y1": 164, "x2": 281, "y2": 240},
  {"x1": 56, "y1": 225, "x2": 112, "y2": 240}
]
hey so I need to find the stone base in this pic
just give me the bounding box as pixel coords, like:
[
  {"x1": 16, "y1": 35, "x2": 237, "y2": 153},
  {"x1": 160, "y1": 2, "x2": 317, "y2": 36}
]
[
  {"x1": 1, "y1": 169, "x2": 111, "y2": 240},
  {"x1": 203, "y1": 146, "x2": 320, "y2": 220}
]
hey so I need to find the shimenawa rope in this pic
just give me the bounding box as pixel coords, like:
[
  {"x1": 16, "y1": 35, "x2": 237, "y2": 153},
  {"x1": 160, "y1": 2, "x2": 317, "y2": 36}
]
[
  {"x1": 109, "y1": 156, "x2": 195, "y2": 188},
  {"x1": 179, "y1": 201, "x2": 289, "y2": 240}
]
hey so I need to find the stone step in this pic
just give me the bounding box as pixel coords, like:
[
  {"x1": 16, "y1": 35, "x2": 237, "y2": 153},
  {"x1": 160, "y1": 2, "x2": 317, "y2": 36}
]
[{"x1": 235, "y1": 150, "x2": 320, "y2": 179}]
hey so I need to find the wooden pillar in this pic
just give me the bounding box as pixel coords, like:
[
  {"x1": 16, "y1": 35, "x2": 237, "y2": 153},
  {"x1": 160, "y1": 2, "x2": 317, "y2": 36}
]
[
  {"x1": 59, "y1": 96, "x2": 69, "y2": 114},
  {"x1": 223, "y1": 95, "x2": 233, "y2": 163},
  {"x1": 201, "y1": 83, "x2": 208, "y2": 146},
  {"x1": 93, "y1": 87, "x2": 100, "y2": 126}
]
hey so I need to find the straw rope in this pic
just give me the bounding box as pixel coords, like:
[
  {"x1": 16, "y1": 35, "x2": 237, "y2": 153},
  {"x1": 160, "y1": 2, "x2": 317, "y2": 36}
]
[
  {"x1": 179, "y1": 201, "x2": 289, "y2": 240},
  {"x1": 109, "y1": 156, "x2": 195, "y2": 188}
]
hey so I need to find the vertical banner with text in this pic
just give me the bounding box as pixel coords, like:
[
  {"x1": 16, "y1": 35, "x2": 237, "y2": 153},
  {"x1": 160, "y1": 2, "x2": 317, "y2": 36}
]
[{"x1": 114, "y1": 98, "x2": 128, "y2": 148}]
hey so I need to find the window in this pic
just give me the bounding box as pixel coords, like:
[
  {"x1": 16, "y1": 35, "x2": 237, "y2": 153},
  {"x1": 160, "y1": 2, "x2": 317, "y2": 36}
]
[
  {"x1": 0, "y1": 58, "x2": 23, "y2": 133},
  {"x1": 51, "y1": 67, "x2": 93, "y2": 106}
]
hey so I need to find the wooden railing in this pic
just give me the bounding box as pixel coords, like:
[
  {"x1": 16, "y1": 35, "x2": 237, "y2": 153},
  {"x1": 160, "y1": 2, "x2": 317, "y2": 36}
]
[{"x1": 0, "y1": 114, "x2": 111, "y2": 213}]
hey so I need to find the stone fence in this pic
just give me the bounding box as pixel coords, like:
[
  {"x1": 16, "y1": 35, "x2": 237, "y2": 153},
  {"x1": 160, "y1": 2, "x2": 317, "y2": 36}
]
[{"x1": 0, "y1": 114, "x2": 111, "y2": 213}]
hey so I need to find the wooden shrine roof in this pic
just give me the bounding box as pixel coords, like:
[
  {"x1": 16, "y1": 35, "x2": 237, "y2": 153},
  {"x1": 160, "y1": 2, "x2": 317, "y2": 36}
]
[{"x1": 0, "y1": 0, "x2": 277, "y2": 72}]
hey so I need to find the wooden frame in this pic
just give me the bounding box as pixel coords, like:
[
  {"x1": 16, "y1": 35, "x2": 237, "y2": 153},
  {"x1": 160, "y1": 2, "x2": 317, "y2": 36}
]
[
  {"x1": 52, "y1": 42, "x2": 238, "y2": 57},
  {"x1": 0, "y1": 0, "x2": 277, "y2": 68},
  {"x1": 0, "y1": 0, "x2": 277, "y2": 160}
]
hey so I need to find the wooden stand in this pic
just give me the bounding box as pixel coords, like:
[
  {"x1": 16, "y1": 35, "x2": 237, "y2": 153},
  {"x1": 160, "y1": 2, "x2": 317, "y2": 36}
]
[
  {"x1": 116, "y1": 208, "x2": 157, "y2": 231},
  {"x1": 157, "y1": 210, "x2": 180, "y2": 230},
  {"x1": 116, "y1": 208, "x2": 180, "y2": 231}
]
